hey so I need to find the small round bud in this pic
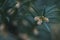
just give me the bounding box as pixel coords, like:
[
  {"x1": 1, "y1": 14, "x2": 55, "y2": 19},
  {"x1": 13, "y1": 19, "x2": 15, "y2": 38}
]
[
  {"x1": 44, "y1": 17, "x2": 49, "y2": 22},
  {"x1": 15, "y1": 1, "x2": 20, "y2": 8},
  {"x1": 7, "y1": 8, "x2": 14, "y2": 15},
  {"x1": 33, "y1": 28, "x2": 39, "y2": 35},
  {"x1": 29, "y1": 7, "x2": 35, "y2": 12},
  {"x1": 34, "y1": 16, "x2": 40, "y2": 21},
  {"x1": 37, "y1": 19, "x2": 42, "y2": 25}
]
